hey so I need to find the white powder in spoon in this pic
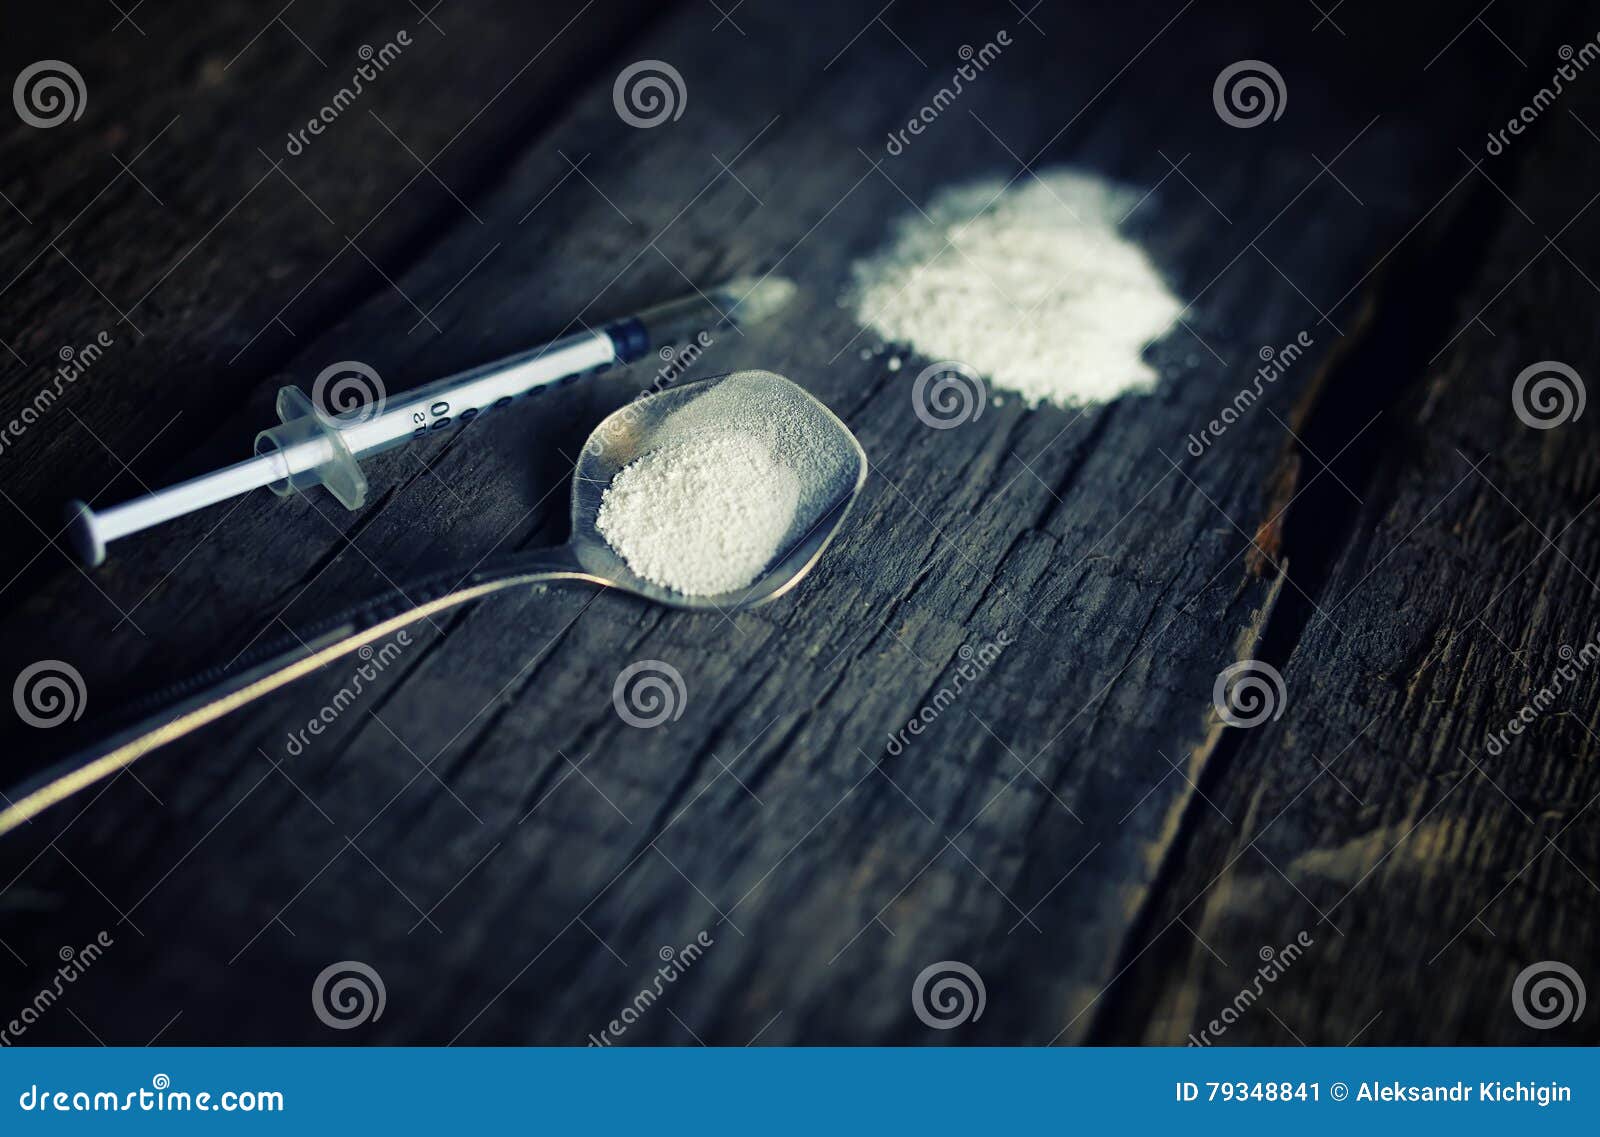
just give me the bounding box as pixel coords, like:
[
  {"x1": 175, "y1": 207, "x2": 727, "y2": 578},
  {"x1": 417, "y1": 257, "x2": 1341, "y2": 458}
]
[
  {"x1": 596, "y1": 432, "x2": 799, "y2": 595},
  {"x1": 594, "y1": 373, "x2": 856, "y2": 596},
  {"x1": 850, "y1": 168, "x2": 1182, "y2": 407}
]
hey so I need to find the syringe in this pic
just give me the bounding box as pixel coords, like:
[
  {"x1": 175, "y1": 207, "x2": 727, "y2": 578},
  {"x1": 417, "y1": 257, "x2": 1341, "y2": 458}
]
[{"x1": 66, "y1": 276, "x2": 796, "y2": 567}]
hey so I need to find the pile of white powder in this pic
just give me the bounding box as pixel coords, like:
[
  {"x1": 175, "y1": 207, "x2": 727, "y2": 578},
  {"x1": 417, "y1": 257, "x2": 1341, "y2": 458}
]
[
  {"x1": 850, "y1": 168, "x2": 1182, "y2": 406},
  {"x1": 594, "y1": 374, "x2": 854, "y2": 596}
]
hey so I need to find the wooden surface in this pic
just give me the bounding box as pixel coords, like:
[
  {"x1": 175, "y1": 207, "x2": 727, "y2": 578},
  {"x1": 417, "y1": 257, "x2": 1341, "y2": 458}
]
[{"x1": 2, "y1": 0, "x2": 1598, "y2": 1045}]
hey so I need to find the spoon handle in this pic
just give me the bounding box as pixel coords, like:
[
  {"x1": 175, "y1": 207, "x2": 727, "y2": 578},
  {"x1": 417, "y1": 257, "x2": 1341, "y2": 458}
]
[{"x1": 0, "y1": 546, "x2": 602, "y2": 836}]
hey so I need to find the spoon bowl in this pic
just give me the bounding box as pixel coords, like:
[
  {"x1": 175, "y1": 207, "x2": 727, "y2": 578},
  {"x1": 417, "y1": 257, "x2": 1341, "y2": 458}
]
[
  {"x1": 0, "y1": 370, "x2": 867, "y2": 835},
  {"x1": 566, "y1": 369, "x2": 868, "y2": 609}
]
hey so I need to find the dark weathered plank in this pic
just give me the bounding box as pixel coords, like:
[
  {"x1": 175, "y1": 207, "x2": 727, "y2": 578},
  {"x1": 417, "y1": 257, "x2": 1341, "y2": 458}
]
[
  {"x1": 1, "y1": 0, "x2": 1591, "y2": 1048},
  {"x1": 0, "y1": 0, "x2": 661, "y2": 593},
  {"x1": 1100, "y1": 30, "x2": 1600, "y2": 1046}
]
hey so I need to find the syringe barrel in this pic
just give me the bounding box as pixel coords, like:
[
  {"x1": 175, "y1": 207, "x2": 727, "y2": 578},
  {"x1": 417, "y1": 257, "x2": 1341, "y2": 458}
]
[
  {"x1": 334, "y1": 328, "x2": 619, "y2": 458},
  {"x1": 328, "y1": 279, "x2": 792, "y2": 460}
]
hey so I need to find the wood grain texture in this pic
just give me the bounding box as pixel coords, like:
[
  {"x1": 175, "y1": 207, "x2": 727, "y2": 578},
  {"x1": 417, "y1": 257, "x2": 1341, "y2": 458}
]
[
  {"x1": 1, "y1": 0, "x2": 1597, "y2": 1046},
  {"x1": 0, "y1": 0, "x2": 660, "y2": 591},
  {"x1": 1102, "y1": 47, "x2": 1600, "y2": 1046}
]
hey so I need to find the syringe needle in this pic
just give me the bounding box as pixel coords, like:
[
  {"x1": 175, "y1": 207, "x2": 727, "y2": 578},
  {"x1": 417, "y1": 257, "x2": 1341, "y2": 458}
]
[{"x1": 65, "y1": 276, "x2": 797, "y2": 567}]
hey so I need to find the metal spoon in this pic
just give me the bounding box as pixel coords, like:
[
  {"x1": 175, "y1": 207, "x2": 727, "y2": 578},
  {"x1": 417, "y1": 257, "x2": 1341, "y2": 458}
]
[{"x1": 0, "y1": 370, "x2": 867, "y2": 835}]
